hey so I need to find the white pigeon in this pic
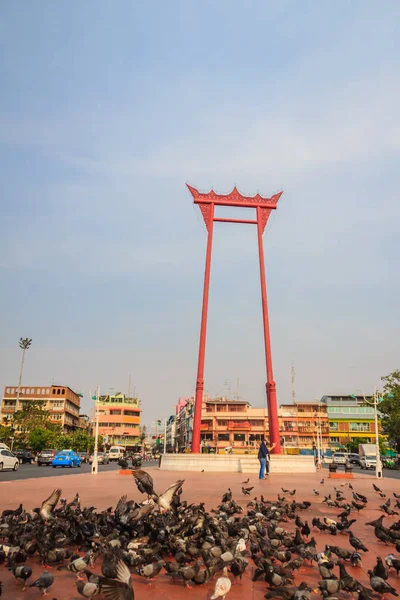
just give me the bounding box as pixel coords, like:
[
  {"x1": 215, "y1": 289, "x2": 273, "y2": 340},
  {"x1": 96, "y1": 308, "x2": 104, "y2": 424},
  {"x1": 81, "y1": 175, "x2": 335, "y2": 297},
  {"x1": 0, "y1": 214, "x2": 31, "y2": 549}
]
[
  {"x1": 211, "y1": 567, "x2": 231, "y2": 600},
  {"x1": 235, "y1": 538, "x2": 246, "y2": 556}
]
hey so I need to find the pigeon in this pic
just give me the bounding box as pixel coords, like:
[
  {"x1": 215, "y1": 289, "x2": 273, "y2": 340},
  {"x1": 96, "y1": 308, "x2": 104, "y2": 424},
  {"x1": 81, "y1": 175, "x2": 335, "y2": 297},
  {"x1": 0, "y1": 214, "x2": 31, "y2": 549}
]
[
  {"x1": 347, "y1": 531, "x2": 368, "y2": 552},
  {"x1": 131, "y1": 469, "x2": 155, "y2": 498},
  {"x1": 386, "y1": 553, "x2": 400, "y2": 576},
  {"x1": 138, "y1": 560, "x2": 164, "y2": 583},
  {"x1": 210, "y1": 566, "x2": 231, "y2": 599},
  {"x1": 372, "y1": 556, "x2": 388, "y2": 580},
  {"x1": 242, "y1": 478, "x2": 249, "y2": 484},
  {"x1": 12, "y1": 565, "x2": 32, "y2": 589},
  {"x1": 221, "y1": 489, "x2": 232, "y2": 502},
  {"x1": 1, "y1": 504, "x2": 23, "y2": 519},
  {"x1": 37, "y1": 489, "x2": 62, "y2": 522},
  {"x1": 350, "y1": 552, "x2": 363, "y2": 567},
  {"x1": 75, "y1": 578, "x2": 101, "y2": 598},
  {"x1": 368, "y1": 570, "x2": 399, "y2": 596},
  {"x1": 29, "y1": 570, "x2": 55, "y2": 595},
  {"x1": 157, "y1": 480, "x2": 184, "y2": 512},
  {"x1": 101, "y1": 560, "x2": 134, "y2": 600},
  {"x1": 320, "y1": 479, "x2": 324, "y2": 484},
  {"x1": 313, "y1": 489, "x2": 319, "y2": 496},
  {"x1": 373, "y1": 484, "x2": 383, "y2": 492}
]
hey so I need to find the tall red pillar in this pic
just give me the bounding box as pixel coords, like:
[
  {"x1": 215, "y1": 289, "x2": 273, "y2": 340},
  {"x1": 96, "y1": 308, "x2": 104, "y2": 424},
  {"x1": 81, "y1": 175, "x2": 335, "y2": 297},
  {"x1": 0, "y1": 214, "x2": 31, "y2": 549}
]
[
  {"x1": 256, "y1": 205, "x2": 281, "y2": 454},
  {"x1": 192, "y1": 203, "x2": 214, "y2": 453}
]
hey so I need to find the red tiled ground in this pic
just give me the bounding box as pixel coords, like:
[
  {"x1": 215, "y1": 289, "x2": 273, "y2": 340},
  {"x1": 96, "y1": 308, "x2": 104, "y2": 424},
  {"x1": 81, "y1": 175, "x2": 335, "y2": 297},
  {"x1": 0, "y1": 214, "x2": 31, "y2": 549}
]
[{"x1": 1, "y1": 469, "x2": 400, "y2": 599}]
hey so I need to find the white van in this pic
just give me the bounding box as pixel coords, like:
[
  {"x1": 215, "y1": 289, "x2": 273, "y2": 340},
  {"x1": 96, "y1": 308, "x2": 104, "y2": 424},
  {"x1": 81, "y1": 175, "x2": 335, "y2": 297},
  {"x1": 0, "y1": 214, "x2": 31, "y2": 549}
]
[
  {"x1": 108, "y1": 446, "x2": 125, "y2": 462},
  {"x1": 0, "y1": 443, "x2": 10, "y2": 451},
  {"x1": 332, "y1": 452, "x2": 348, "y2": 464}
]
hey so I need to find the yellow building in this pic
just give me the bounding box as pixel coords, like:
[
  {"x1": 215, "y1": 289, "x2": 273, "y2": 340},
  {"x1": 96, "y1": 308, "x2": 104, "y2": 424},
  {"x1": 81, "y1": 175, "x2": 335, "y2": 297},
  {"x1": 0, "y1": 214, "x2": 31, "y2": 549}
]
[{"x1": 95, "y1": 393, "x2": 141, "y2": 449}]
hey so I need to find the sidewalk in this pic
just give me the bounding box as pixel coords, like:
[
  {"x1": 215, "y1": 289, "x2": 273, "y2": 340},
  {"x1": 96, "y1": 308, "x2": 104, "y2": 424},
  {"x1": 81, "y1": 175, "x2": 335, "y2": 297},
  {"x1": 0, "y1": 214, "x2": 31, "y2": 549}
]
[{"x1": 1, "y1": 468, "x2": 399, "y2": 599}]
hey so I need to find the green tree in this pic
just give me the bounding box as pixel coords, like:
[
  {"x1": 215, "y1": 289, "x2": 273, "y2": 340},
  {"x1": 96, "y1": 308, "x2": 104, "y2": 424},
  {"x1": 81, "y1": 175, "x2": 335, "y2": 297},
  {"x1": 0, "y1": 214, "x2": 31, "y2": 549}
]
[
  {"x1": 12, "y1": 400, "x2": 49, "y2": 446},
  {"x1": 379, "y1": 370, "x2": 400, "y2": 450},
  {"x1": 28, "y1": 427, "x2": 53, "y2": 453},
  {"x1": 0, "y1": 424, "x2": 12, "y2": 444}
]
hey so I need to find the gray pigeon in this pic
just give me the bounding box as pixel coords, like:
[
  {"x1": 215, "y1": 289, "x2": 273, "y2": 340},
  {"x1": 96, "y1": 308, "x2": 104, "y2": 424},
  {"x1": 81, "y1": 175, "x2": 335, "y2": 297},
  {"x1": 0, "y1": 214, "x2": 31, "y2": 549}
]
[{"x1": 29, "y1": 570, "x2": 54, "y2": 595}]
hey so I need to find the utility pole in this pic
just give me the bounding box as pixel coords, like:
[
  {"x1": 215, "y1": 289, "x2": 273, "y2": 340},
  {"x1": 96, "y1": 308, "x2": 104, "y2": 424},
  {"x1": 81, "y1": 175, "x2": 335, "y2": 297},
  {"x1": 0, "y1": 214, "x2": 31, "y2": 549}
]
[
  {"x1": 291, "y1": 363, "x2": 296, "y2": 404},
  {"x1": 92, "y1": 385, "x2": 100, "y2": 475},
  {"x1": 16, "y1": 338, "x2": 32, "y2": 411},
  {"x1": 164, "y1": 418, "x2": 167, "y2": 454}
]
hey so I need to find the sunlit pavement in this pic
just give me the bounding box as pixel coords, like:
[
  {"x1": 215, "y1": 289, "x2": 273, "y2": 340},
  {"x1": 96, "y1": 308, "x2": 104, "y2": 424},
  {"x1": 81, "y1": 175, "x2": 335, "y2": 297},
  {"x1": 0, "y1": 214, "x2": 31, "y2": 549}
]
[
  {"x1": 1, "y1": 467, "x2": 400, "y2": 599},
  {"x1": 0, "y1": 459, "x2": 158, "y2": 481}
]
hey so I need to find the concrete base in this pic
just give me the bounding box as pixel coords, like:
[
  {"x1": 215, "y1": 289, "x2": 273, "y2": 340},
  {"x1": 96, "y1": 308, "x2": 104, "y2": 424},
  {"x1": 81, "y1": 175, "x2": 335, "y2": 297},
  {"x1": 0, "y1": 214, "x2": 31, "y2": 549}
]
[{"x1": 160, "y1": 454, "x2": 316, "y2": 473}]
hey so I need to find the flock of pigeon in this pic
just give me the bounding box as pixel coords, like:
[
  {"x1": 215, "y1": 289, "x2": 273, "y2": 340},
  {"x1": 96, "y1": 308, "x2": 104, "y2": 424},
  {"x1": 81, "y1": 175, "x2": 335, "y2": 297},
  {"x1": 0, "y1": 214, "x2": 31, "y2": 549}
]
[{"x1": 0, "y1": 470, "x2": 400, "y2": 599}]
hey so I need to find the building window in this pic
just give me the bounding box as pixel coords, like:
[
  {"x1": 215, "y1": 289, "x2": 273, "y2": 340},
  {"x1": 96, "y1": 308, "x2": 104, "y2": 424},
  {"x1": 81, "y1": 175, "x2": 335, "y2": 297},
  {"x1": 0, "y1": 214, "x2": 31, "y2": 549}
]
[
  {"x1": 250, "y1": 420, "x2": 264, "y2": 427},
  {"x1": 329, "y1": 422, "x2": 338, "y2": 431},
  {"x1": 52, "y1": 389, "x2": 56, "y2": 395},
  {"x1": 217, "y1": 420, "x2": 227, "y2": 426},
  {"x1": 11, "y1": 388, "x2": 15, "y2": 394},
  {"x1": 110, "y1": 410, "x2": 122, "y2": 415},
  {"x1": 6, "y1": 388, "x2": 10, "y2": 394},
  {"x1": 218, "y1": 433, "x2": 230, "y2": 441},
  {"x1": 37, "y1": 389, "x2": 41, "y2": 395},
  {"x1": 200, "y1": 433, "x2": 213, "y2": 440},
  {"x1": 46, "y1": 389, "x2": 49, "y2": 394},
  {"x1": 234, "y1": 433, "x2": 245, "y2": 441},
  {"x1": 349, "y1": 422, "x2": 370, "y2": 432},
  {"x1": 62, "y1": 389, "x2": 65, "y2": 395},
  {"x1": 57, "y1": 389, "x2": 60, "y2": 395},
  {"x1": 330, "y1": 437, "x2": 340, "y2": 443},
  {"x1": 216, "y1": 405, "x2": 226, "y2": 412}
]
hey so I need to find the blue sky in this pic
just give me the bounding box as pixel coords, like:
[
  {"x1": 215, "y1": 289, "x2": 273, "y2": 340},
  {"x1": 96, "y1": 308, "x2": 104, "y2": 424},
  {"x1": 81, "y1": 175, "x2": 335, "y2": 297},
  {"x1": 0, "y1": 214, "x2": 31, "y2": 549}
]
[{"x1": 1, "y1": 1, "x2": 399, "y2": 425}]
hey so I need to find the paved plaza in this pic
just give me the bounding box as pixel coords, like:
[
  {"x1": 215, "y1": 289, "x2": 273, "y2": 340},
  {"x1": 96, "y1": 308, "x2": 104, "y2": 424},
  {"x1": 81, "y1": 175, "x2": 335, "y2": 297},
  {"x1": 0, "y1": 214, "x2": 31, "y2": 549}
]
[{"x1": 1, "y1": 467, "x2": 400, "y2": 599}]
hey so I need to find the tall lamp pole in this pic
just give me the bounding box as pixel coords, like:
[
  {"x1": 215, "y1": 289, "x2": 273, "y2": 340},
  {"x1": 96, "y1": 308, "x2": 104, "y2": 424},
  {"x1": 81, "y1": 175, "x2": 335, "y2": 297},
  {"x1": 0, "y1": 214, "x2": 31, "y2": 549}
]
[
  {"x1": 16, "y1": 338, "x2": 32, "y2": 411},
  {"x1": 353, "y1": 390, "x2": 393, "y2": 479},
  {"x1": 92, "y1": 385, "x2": 100, "y2": 475}
]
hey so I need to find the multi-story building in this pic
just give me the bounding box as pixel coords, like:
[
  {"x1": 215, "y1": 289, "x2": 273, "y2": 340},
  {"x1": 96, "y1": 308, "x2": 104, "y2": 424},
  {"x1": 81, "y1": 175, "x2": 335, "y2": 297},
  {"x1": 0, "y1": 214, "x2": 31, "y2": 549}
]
[
  {"x1": 165, "y1": 415, "x2": 176, "y2": 452},
  {"x1": 174, "y1": 397, "x2": 194, "y2": 452},
  {"x1": 321, "y1": 394, "x2": 378, "y2": 448},
  {"x1": 1, "y1": 385, "x2": 81, "y2": 432},
  {"x1": 95, "y1": 393, "x2": 140, "y2": 449},
  {"x1": 279, "y1": 402, "x2": 330, "y2": 452},
  {"x1": 200, "y1": 397, "x2": 269, "y2": 453}
]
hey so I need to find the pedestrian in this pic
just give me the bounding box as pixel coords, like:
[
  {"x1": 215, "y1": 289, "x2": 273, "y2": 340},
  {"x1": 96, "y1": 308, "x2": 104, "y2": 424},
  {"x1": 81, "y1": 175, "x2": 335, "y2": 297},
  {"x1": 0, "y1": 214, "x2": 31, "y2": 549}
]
[{"x1": 258, "y1": 438, "x2": 276, "y2": 479}]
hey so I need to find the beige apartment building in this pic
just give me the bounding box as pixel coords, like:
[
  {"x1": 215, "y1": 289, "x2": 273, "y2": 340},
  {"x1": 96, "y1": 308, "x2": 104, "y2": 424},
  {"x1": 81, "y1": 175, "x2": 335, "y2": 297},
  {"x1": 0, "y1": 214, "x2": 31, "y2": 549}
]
[{"x1": 1, "y1": 385, "x2": 81, "y2": 432}]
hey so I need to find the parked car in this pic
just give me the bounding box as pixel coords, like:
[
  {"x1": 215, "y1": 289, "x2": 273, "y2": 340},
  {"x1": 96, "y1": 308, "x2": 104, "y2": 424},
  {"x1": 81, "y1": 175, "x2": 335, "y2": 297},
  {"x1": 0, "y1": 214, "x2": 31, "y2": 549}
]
[
  {"x1": 347, "y1": 453, "x2": 360, "y2": 465},
  {"x1": 79, "y1": 452, "x2": 89, "y2": 463},
  {"x1": 15, "y1": 450, "x2": 35, "y2": 464},
  {"x1": 89, "y1": 452, "x2": 109, "y2": 465},
  {"x1": 332, "y1": 452, "x2": 348, "y2": 465},
  {"x1": 52, "y1": 450, "x2": 81, "y2": 468},
  {"x1": 38, "y1": 449, "x2": 57, "y2": 466},
  {"x1": 0, "y1": 448, "x2": 19, "y2": 471}
]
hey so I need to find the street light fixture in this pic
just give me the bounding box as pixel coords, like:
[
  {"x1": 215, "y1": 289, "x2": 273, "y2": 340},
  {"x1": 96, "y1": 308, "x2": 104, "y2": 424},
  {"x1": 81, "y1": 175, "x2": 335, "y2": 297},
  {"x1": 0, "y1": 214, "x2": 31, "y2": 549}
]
[{"x1": 16, "y1": 337, "x2": 32, "y2": 412}]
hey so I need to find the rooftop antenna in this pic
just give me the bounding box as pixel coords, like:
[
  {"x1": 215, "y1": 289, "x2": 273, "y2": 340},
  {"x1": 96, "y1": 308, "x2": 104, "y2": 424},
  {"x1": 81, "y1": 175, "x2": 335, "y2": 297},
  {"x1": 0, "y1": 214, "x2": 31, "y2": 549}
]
[
  {"x1": 291, "y1": 363, "x2": 296, "y2": 405},
  {"x1": 235, "y1": 377, "x2": 240, "y2": 400}
]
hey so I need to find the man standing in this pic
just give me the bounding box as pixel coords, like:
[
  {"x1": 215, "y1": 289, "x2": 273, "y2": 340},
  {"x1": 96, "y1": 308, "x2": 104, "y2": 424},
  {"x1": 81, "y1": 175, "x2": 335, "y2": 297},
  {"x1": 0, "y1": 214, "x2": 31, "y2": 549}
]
[{"x1": 258, "y1": 438, "x2": 276, "y2": 479}]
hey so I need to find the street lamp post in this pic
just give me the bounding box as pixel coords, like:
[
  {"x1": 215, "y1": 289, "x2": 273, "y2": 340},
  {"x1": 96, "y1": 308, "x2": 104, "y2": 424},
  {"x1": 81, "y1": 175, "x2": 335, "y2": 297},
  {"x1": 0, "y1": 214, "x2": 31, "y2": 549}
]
[
  {"x1": 16, "y1": 338, "x2": 32, "y2": 412},
  {"x1": 353, "y1": 390, "x2": 394, "y2": 479},
  {"x1": 92, "y1": 385, "x2": 100, "y2": 475}
]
